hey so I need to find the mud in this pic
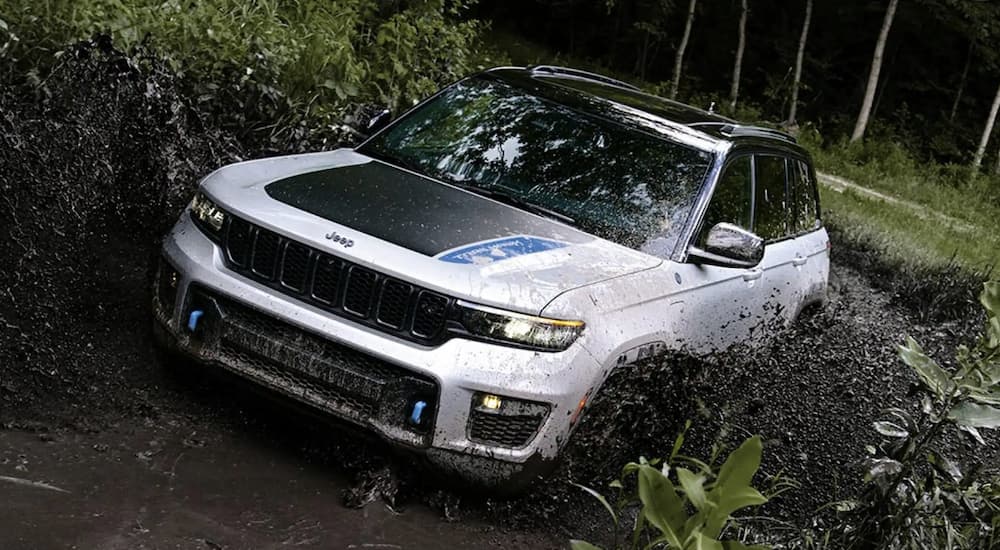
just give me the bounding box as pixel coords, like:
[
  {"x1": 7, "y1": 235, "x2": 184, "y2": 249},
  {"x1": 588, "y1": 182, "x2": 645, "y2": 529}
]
[{"x1": 2, "y1": 40, "x2": 998, "y2": 548}]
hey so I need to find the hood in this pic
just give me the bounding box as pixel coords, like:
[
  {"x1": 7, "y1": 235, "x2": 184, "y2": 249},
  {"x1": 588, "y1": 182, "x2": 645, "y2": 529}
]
[{"x1": 201, "y1": 149, "x2": 661, "y2": 313}]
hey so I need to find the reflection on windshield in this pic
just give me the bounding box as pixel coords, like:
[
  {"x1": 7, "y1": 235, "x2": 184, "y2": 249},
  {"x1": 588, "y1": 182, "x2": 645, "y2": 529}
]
[{"x1": 359, "y1": 76, "x2": 713, "y2": 252}]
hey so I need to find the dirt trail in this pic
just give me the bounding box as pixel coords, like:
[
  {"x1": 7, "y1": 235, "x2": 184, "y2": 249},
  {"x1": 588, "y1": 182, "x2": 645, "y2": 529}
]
[{"x1": 817, "y1": 171, "x2": 975, "y2": 233}]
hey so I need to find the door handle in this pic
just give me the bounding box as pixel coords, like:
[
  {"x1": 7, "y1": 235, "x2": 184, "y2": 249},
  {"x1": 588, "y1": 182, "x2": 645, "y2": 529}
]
[
  {"x1": 792, "y1": 255, "x2": 808, "y2": 267},
  {"x1": 742, "y1": 268, "x2": 763, "y2": 281}
]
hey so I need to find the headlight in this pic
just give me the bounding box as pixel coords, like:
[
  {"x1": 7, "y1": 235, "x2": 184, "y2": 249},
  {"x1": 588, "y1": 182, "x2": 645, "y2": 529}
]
[
  {"x1": 456, "y1": 301, "x2": 584, "y2": 351},
  {"x1": 190, "y1": 192, "x2": 228, "y2": 238}
]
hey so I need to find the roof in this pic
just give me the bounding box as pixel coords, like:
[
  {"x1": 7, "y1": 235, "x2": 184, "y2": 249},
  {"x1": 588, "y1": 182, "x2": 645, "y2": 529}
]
[{"x1": 484, "y1": 66, "x2": 799, "y2": 148}]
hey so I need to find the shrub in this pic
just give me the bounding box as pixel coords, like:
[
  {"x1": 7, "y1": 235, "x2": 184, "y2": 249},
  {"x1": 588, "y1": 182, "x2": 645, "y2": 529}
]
[
  {"x1": 822, "y1": 281, "x2": 1000, "y2": 549},
  {"x1": 0, "y1": 0, "x2": 484, "y2": 140},
  {"x1": 571, "y1": 426, "x2": 773, "y2": 550}
]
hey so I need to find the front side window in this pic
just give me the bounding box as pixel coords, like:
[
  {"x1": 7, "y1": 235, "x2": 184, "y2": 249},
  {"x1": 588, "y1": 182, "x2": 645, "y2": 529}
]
[
  {"x1": 359, "y1": 76, "x2": 714, "y2": 251},
  {"x1": 698, "y1": 156, "x2": 752, "y2": 245},
  {"x1": 753, "y1": 155, "x2": 789, "y2": 241}
]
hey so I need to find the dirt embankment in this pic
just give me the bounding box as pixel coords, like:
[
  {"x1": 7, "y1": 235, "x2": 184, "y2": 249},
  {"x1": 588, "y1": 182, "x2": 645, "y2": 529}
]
[
  {"x1": 1, "y1": 39, "x2": 243, "y2": 424},
  {"x1": 1, "y1": 40, "x2": 997, "y2": 546}
]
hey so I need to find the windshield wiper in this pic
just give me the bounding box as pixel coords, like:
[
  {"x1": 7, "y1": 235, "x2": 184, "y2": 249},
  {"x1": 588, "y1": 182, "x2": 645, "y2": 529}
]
[{"x1": 450, "y1": 183, "x2": 577, "y2": 226}]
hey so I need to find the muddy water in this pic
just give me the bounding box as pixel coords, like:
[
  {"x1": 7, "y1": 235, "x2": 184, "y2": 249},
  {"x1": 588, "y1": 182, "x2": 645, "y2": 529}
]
[{"x1": 1, "y1": 417, "x2": 562, "y2": 549}]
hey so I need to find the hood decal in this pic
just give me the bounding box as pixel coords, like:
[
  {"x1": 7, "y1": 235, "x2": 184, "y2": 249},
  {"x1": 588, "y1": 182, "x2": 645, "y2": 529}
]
[
  {"x1": 264, "y1": 159, "x2": 589, "y2": 256},
  {"x1": 435, "y1": 236, "x2": 568, "y2": 265}
]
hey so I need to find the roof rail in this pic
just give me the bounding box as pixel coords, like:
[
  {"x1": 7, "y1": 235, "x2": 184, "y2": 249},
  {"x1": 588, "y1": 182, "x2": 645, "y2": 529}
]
[
  {"x1": 527, "y1": 65, "x2": 641, "y2": 92},
  {"x1": 688, "y1": 122, "x2": 797, "y2": 144}
]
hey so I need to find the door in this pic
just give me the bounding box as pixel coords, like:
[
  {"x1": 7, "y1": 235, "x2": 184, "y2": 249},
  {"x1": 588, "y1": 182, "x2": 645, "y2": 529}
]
[
  {"x1": 675, "y1": 155, "x2": 765, "y2": 354},
  {"x1": 789, "y1": 159, "x2": 830, "y2": 311},
  {"x1": 751, "y1": 155, "x2": 801, "y2": 337}
]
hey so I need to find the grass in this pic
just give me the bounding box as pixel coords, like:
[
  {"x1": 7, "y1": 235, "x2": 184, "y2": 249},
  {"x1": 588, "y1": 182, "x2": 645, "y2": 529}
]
[{"x1": 819, "y1": 185, "x2": 999, "y2": 271}]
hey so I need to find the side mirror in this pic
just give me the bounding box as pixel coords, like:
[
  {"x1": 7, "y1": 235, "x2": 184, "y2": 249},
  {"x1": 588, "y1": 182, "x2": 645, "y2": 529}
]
[
  {"x1": 688, "y1": 222, "x2": 764, "y2": 268},
  {"x1": 362, "y1": 108, "x2": 392, "y2": 136}
]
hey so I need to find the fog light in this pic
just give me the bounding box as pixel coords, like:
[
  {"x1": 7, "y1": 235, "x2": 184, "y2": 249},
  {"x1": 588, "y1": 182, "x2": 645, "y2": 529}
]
[{"x1": 481, "y1": 394, "x2": 503, "y2": 410}]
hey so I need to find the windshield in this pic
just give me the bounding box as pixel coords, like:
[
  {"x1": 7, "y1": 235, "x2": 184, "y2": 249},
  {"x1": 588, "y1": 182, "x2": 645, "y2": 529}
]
[{"x1": 358, "y1": 76, "x2": 714, "y2": 252}]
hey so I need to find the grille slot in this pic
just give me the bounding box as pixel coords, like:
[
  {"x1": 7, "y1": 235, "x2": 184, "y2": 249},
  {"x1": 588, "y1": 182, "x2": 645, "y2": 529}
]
[
  {"x1": 226, "y1": 218, "x2": 254, "y2": 267},
  {"x1": 377, "y1": 280, "x2": 412, "y2": 330},
  {"x1": 221, "y1": 215, "x2": 452, "y2": 344},
  {"x1": 280, "y1": 242, "x2": 311, "y2": 292},
  {"x1": 468, "y1": 410, "x2": 545, "y2": 448},
  {"x1": 251, "y1": 229, "x2": 281, "y2": 279},
  {"x1": 413, "y1": 292, "x2": 449, "y2": 339},
  {"x1": 311, "y1": 254, "x2": 342, "y2": 305},
  {"x1": 343, "y1": 267, "x2": 378, "y2": 317}
]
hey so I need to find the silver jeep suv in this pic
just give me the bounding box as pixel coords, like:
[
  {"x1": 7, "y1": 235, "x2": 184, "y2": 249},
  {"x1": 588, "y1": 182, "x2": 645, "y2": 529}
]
[{"x1": 153, "y1": 66, "x2": 829, "y2": 487}]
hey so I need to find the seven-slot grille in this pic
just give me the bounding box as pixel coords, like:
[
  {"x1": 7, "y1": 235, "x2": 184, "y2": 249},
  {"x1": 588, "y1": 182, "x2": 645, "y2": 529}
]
[{"x1": 222, "y1": 216, "x2": 452, "y2": 344}]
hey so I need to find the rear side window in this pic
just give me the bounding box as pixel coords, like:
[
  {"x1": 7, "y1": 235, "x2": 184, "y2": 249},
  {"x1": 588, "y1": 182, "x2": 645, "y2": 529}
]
[
  {"x1": 790, "y1": 160, "x2": 819, "y2": 233},
  {"x1": 698, "y1": 156, "x2": 752, "y2": 244},
  {"x1": 753, "y1": 156, "x2": 788, "y2": 241}
]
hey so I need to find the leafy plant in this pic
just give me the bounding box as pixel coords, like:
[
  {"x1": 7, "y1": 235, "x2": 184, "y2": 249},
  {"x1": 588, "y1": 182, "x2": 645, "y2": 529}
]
[
  {"x1": 571, "y1": 425, "x2": 771, "y2": 550},
  {"x1": 826, "y1": 281, "x2": 1000, "y2": 549}
]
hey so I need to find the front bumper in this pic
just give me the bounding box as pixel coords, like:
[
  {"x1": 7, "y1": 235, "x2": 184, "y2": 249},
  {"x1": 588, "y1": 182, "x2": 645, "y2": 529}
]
[{"x1": 154, "y1": 212, "x2": 605, "y2": 485}]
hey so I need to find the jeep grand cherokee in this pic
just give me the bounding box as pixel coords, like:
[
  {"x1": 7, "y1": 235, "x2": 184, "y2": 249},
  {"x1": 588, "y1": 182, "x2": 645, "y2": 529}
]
[{"x1": 153, "y1": 65, "x2": 829, "y2": 487}]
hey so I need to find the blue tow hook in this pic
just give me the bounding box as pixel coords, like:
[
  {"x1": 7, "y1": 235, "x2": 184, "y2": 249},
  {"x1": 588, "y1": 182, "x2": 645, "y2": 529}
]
[
  {"x1": 409, "y1": 400, "x2": 427, "y2": 425},
  {"x1": 187, "y1": 309, "x2": 204, "y2": 332}
]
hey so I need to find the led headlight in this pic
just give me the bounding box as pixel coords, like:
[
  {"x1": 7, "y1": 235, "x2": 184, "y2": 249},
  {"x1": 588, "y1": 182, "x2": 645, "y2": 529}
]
[
  {"x1": 456, "y1": 301, "x2": 584, "y2": 351},
  {"x1": 190, "y1": 191, "x2": 227, "y2": 238}
]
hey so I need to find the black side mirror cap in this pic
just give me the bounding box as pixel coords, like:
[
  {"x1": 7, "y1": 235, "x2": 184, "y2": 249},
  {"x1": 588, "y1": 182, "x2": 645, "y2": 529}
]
[{"x1": 687, "y1": 222, "x2": 764, "y2": 268}]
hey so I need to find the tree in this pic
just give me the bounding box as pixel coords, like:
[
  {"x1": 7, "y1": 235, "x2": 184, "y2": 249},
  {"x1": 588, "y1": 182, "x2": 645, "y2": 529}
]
[
  {"x1": 972, "y1": 82, "x2": 1000, "y2": 170},
  {"x1": 787, "y1": 0, "x2": 813, "y2": 125},
  {"x1": 949, "y1": 41, "x2": 973, "y2": 122},
  {"x1": 850, "y1": 0, "x2": 900, "y2": 143},
  {"x1": 670, "y1": 0, "x2": 697, "y2": 99},
  {"x1": 728, "y1": 0, "x2": 748, "y2": 111}
]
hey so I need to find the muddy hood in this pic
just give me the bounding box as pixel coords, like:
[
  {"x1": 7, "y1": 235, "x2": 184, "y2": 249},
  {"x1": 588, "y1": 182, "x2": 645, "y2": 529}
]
[{"x1": 201, "y1": 149, "x2": 661, "y2": 314}]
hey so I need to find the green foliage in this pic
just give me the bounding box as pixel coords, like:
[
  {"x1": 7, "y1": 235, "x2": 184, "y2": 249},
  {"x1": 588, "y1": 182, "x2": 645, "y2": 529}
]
[
  {"x1": 0, "y1": 0, "x2": 484, "y2": 140},
  {"x1": 822, "y1": 281, "x2": 1000, "y2": 549},
  {"x1": 571, "y1": 425, "x2": 771, "y2": 550}
]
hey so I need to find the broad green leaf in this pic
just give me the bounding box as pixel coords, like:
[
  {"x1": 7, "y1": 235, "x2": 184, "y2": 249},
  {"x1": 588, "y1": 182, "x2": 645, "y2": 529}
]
[
  {"x1": 864, "y1": 458, "x2": 903, "y2": 482},
  {"x1": 980, "y1": 281, "x2": 1000, "y2": 317},
  {"x1": 883, "y1": 408, "x2": 919, "y2": 433},
  {"x1": 717, "y1": 485, "x2": 768, "y2": 516},
  {"x1": 677, "y1": 467, "x2": 709, "y2": 511},
  {"x1": 715, "y1": 436, "x2": 763, "y2": 492},
  {"x1": 959, "y1": 425, "x2": 986, "y2": 445},
  {"x1": 572, "y1": 482, "x2": 618, "y2": 526},
  {"x1": 981, "y1": 282, "x2": 1000, "y2": 348},
  {"x1": 570, "y1": 540, "x2": 604, "y2": 550},
  {"x1": 704, "y1": 486, "x2": 768, "y2": 539},
  {"x1": 637, "y1": 465, "x2": 685, "y2": 547},
  {"x1": 927, "y1": 451, "x2": 963, "y2": 483},
  {"x1": 899, "y1": 336, "x2": 955, "y2": 398},
  {"x1": 873, "y1": 421, "x2": 909, "y2": 438},
  {"x1": 965, "y1": 387, "x2": 1000, "y2": 406},
  {"x1": 690, "y1": 532, "x2": 724, "y2": 550},
  {"x1": 948, "y1": 401, "x2": 1000, "y2": 429},
  {"x1": 671, "y1": 420, "x2": 692, "y2": 461}
]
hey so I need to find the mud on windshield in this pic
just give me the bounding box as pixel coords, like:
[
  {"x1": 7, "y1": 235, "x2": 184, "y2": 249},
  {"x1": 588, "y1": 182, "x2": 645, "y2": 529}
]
[{"x1": 359, "y1": 76, "x2": 714, "y2": 254}]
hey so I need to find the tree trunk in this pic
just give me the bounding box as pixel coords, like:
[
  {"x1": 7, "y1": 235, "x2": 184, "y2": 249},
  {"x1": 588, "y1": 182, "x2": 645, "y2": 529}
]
[
  {"x1": 950, "y1": 41, "x2": 974, "y2": 122},
  {"x1": 972, "y1": 82, "x2": 1000, "y2": 170},
  {"x1": 670, "y1": 0, "x2": 698, "y2": 99},
  {"x1": 850, "y1": 0, "x2": 900, "y2": 143},
  {"x1": 729, "y1": 0, "x2": 749, "y2": 111},
  {"x1": 787, "y1": 0, "x2": 813, "y2": 125}
]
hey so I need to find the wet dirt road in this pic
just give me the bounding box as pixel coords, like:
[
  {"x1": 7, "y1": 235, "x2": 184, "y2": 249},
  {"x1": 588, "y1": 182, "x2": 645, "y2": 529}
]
[{"x1": 1, "y1": 415, "x2": 561, "y2": 550}]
